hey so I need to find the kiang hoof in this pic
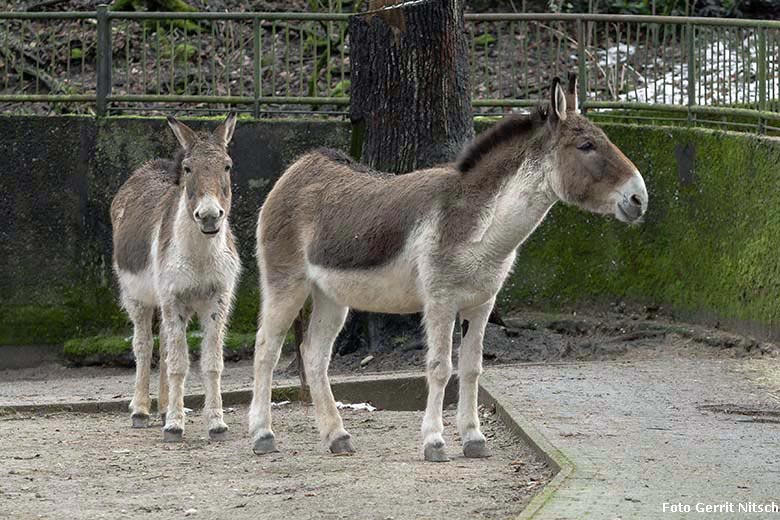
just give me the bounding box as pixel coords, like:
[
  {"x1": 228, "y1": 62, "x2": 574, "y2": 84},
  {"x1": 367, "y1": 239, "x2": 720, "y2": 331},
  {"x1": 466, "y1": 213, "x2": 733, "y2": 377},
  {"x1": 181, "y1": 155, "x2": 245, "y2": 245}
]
[
  {"x1": 252, "y1": 434, "x2": 279, "y2": 455},
  {"x1": 329, "y1": 435, "x2": 355, "y2": 455},
  {"x1": 463, "y1": 439, "x2": 491, "y2": 459},
  {"x1": 131, "y1": 414, "x2": 149, "y2": 429},
  {"x1": 424, "y1": 441, "x2": 450, "y2": 463},
  {"x1": 159, "y1": 413, "x2": 166, "y2": 424},
  {"x1": 209, "y1": 426, "x2": 229, "y2": 441},
  {"x1": 162, "y1": 427, "x2": 183, "y2": 443}
]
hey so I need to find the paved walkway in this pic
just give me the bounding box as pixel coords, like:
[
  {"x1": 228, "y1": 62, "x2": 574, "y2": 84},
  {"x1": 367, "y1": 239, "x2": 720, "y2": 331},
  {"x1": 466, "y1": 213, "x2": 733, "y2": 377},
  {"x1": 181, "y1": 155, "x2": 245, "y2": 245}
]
[
  {"x1": 483, "y1": 359, "x2": 780, "y2": 519},
  {"x1": 2, "y1": 357, "x2": 779, "y2": 519}
]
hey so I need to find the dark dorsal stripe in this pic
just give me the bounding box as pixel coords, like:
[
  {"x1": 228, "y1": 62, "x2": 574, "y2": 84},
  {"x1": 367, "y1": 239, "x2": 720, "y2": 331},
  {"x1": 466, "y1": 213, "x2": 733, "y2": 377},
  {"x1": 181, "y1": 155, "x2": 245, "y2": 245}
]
[
  {"x1": 311, "y1": 147, "x2": 381, "y2": 176},
  {"x1": 456, "y1": 106, "x2": 547, "y2": 173}
]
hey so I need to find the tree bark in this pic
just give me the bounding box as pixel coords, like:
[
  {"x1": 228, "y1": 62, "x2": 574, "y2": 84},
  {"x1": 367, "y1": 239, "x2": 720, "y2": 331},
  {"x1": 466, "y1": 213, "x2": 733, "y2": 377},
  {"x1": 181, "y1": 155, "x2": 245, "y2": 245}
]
[
  {"x1": 336, "y1": 0, "x2": 473, "y2": 353},
  {"x1": 350, "y1": 0, "x2": 473, "y2": 171},
  {"x1": 293, "y1": 309, "x2": 311, "y2": 403}
]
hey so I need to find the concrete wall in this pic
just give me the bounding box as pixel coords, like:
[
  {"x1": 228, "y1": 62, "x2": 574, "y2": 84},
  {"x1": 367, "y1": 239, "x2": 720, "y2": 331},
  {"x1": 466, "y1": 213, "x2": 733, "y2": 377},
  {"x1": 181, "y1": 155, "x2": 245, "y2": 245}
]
[{"x1": 2, "y1": 116, "x2": 780, "y2": 344}]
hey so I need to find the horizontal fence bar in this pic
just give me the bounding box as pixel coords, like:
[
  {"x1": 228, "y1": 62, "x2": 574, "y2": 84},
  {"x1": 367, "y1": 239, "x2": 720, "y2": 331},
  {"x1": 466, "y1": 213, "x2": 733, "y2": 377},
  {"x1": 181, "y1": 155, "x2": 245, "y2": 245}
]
[
  {"x1": 1, "y1": 11, "x2": 779, "y2": 27},
  {"x1": 584, "y1": 101, "x2": 780, "y2": 121},
  {"x1": 0, "y1": 95, "x2": 97, "y2": 102},
  {"x1": 0, "y1": 12, "x2": 95, "y2": 19},
  {"x1": 108, "y1": 11, "x2": 350, "y2": 21},
  {"x1": 463, "y1": 13, "x2": 780, "y2": 29},
  {"x1": 107, "y1": 94, "x2": 350, "y2": 105},
  {"x1": 472, "y1": 99, "x2": 538, "y2": 107},
  {"x1": 0, "y1": 11, "x2": 347, "y2": 21}
]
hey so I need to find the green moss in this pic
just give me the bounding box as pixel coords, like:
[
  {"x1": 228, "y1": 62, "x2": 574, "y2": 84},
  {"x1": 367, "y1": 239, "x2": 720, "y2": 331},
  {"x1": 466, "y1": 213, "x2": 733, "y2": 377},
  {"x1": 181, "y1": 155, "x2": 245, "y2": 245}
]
[
  {"x1": 63, "y1": 335, "x2": 133, "y2": 358},
  {"x1": 223, "y1": 333, "x2": 255, "y2": 352},
  {"x1": 0, "y1": 305, "x2": 73, "y2": 345},
  {"x1": 229, "y1": 285, "x2": 260, "y2": 334},
  {"x1": 62, "y1": 332, "x2": 257, "y2": 362},
  {"x1": 0, "y1": 286, "x2": 126, "y2": 345}
]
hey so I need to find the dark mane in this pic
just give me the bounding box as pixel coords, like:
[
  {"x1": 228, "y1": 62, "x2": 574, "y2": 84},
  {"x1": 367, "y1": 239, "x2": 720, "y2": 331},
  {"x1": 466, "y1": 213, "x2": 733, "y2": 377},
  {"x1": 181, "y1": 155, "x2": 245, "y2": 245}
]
[{"x1": 456, "y1": 105, "x2": 547, "y2": 173}]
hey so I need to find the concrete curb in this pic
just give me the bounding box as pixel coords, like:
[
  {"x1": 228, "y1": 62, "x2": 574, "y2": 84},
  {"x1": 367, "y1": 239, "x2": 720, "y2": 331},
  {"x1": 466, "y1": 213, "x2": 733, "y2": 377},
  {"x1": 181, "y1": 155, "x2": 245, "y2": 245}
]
[
  {"x1": 480, "y1": 374, "x2": 575, "y2": 520},
  {"x1": 0, "y1": 387, "x2": 293, "y2": 416},
  {"x1": 0, "y1": 373, "x2": 452, "y2": 415}
]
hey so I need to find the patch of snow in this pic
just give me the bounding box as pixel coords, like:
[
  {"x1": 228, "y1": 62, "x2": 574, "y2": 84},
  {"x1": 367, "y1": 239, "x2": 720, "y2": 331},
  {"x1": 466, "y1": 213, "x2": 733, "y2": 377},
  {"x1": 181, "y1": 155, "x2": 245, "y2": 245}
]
[
  {"x1": 597, "y1": 44, "x2": 636, "y2": 67},
  {"x1": 596, "y1": 32, "x2": 778, "y2": 108}
]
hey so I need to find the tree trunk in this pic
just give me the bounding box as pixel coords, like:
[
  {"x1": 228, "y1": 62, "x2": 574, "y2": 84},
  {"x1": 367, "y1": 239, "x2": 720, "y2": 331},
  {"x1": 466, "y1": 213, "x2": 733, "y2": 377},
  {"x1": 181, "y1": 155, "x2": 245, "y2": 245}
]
[
  {"x1": 350, "y1": 0, "x2": 473, "y2": 172},
  {"x1": 293, "y1": 309, "x2": 311, "y2": 403},
  {"x1": 336, "y1": 0, "x2": 473, "y2": 354}
]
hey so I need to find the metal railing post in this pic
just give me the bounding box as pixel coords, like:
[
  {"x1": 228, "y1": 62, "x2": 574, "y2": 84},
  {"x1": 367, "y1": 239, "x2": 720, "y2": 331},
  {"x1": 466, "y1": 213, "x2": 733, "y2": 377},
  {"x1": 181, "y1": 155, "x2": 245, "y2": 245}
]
[
  {"x1": 253, "y1": 17, "x2": 261, "y2": 119},
  {"x1": 577, "y1": 18, "x2": 587, "y2": 116},
  {"x1": 687, "y1": 22, "x2": 695, "y2": 124},
  {"x1": 758, "y1": 27, "x2": 767, "y2": 134},
  {"x1": 96, "y1": 4, "x2": 112, "y2": 117}
]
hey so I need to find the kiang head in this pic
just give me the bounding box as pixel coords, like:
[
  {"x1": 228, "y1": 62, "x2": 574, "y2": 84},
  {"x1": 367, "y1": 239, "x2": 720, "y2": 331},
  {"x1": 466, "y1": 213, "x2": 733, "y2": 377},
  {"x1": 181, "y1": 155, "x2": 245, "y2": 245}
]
[
  {"x1": 166, "y1": 112, "x2": 237, "y2": 236},
  {"x1": 544, "y1": 74, "x2": 648, "y2": 223}
]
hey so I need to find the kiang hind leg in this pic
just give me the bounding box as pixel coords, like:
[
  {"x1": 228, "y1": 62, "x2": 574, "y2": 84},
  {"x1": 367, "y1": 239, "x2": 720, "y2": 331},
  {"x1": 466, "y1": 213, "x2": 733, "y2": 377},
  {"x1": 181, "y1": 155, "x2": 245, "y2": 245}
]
[{"x1": 125, "y1": 298, "x2": 155, "y2": 429}]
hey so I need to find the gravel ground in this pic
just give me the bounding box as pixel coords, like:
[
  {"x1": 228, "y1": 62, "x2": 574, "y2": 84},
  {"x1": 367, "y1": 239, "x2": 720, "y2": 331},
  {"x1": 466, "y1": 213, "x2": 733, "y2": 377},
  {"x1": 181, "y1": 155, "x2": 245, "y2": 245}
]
[{"x1": 0, "y1": 404, "x2": 551, "y2": 520}]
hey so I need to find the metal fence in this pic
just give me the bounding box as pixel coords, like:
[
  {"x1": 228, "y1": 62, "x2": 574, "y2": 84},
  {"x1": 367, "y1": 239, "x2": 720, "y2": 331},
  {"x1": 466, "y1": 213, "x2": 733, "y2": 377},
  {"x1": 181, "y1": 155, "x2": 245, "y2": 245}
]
[
  {"x1": 468, "y1": 13, "x2": 780, "y2": 132},
  {"x1": 2, "y1": 8, "x2": 780, "y2": 131}
]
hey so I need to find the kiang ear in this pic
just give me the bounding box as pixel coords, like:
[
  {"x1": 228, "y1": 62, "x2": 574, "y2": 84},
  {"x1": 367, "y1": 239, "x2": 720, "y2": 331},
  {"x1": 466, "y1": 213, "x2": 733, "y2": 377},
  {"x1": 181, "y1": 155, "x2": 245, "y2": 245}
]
[
  {"x1": 214, "y1": 112, "x2": 237, "y2": 149},
  {"x1": 566, "y1": 72, "x2": 579, "y2": 113},
  {"x1": 549, "y1": 77, "x2": 567, "y2": 123},
  {"x1": 167, "y1": 115, "x2": 198, "y2": 150}
]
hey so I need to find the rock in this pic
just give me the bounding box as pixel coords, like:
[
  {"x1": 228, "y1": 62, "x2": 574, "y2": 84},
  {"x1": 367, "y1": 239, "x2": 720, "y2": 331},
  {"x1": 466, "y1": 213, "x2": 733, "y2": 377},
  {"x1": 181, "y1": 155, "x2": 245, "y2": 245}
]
[
  {"x1": 184, "y1": 509, "x2": 198, "y2": 516},
  {"x1": 502, "y1": 326, "x2": 520, "y2": 338},
  {"x1": 360, "y1": 355, "x2": 374, "y2": 367}
]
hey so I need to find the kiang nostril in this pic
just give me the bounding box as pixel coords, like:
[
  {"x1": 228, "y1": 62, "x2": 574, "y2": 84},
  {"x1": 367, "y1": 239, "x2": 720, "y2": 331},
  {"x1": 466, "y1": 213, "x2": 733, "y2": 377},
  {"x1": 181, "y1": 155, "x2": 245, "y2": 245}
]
[
  {"x1": 630, "y1": 194, "x2": 643, "y2": 207},
  {"x1": 194, "y1": 211, "x2": 201, "y2": 219},
  {"x1": 218, "y1": 209, "x2": 225, "y2": 218}
]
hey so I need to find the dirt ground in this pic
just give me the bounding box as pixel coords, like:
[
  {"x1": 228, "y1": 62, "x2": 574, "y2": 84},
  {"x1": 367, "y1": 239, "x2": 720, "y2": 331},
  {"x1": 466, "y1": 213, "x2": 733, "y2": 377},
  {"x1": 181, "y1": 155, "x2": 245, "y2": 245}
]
[
  {"x1": 324, "y1": 309, "x2": 780, "y2": 376},
  {"x1": 0, "y1": 403, "x2": 552, "y2": 520}
]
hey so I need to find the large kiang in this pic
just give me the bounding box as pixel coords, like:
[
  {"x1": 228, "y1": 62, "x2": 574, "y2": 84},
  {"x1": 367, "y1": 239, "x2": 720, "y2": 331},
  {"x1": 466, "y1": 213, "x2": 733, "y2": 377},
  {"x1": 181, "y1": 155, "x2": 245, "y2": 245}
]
[{"x1": 249, "y1": 75, "x2": 648, "y2": 461}]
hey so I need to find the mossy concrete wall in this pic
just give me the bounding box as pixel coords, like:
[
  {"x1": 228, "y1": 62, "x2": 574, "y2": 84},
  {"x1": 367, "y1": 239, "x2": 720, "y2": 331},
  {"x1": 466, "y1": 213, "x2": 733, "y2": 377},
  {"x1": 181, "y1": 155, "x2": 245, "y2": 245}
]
[{"x1": 2, "y1": 116, "x2": 780, "y2": 344}]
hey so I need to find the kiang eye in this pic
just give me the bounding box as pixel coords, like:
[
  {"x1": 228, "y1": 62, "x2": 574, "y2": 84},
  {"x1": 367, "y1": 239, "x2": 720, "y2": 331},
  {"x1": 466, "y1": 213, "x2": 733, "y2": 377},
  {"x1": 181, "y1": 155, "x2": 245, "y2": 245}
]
[
  {"x1": 577, "y1": 141, "x2": 594, "y2": 151},
  {"x1": 183, "y1": 165, "x2": 192, "y2": 174},
  {"x1": 224, "y1": 165, "x2": 231, "y2": 172}
]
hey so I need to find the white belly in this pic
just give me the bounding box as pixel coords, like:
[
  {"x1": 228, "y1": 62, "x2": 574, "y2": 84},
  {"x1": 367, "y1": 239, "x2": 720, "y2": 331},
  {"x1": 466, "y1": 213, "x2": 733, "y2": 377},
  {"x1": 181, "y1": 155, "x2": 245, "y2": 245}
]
[{"x1": 308, "y1": 257, "x2": 423, "y2": 314}]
